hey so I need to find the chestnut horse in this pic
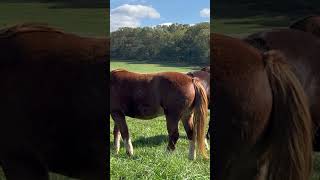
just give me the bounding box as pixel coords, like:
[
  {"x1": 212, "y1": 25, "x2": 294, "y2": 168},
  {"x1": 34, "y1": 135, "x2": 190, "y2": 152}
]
[
  {"x1": 0, "y1": 24, "x2": 108, "y2": 180},
  {"x1": 213, "y1": 33, "x2": 312, "y2": 180},
  {"x1": 244, "y1": 29, "x2": 320, "y2": 151},
  {"x1": 290, "y1": 15, "x2": 320, "y2": 37},
  {"x1": 110, "y1": 69, "x2": 208, "y2": 160},
  {"x1": 186, "y1": 66, "x2": 211, "y2": 139}
]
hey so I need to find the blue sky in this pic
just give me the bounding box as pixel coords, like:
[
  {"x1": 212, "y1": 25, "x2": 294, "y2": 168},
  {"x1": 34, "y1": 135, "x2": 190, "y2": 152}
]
[{"x1": 110, "y1": 0, "x2": 210, "y2": 31}]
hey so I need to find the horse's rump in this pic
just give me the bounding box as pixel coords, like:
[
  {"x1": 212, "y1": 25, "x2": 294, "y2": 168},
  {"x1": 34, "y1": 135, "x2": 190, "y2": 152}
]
[
  {"x1": 244, "y1": 29, "x2": 320, "y2": 145},
  {"x1": 212, "y1": 33, "x2": 312, "y2": 180}
]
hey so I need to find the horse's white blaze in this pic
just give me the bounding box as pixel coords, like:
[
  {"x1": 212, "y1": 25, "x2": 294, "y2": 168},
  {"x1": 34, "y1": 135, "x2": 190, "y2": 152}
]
[
  {"x1": 114, "y1": 132, "x2": 121, "y2": 154},
  {"x1": 124, "y1": 138, "x2": 133, "y2": 156},
  {"x1": 189, "y1": 140, "x2": 196, "y2": 160}
]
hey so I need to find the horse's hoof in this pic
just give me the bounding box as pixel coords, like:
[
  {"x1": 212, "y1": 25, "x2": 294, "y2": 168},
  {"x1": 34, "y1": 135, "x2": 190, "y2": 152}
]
[
  {"x1": 126, "y1": 151, "x2": 133, "y2": 156},
  {"x1": 167, "y1": 145, "x2": 175, "y2": 151},
  {"x1": 189, "y1": 153, "x2": 196, "y2": 160},
  {"x1": 205, "y1": 139, "x2": 210, "y2": 150},
  {"x1": 115, "y1": 149, "x2": 120, "y2": 155}
]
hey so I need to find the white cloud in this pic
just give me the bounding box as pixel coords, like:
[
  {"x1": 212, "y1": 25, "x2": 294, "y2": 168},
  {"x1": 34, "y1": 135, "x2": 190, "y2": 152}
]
[
  {"x1": 159, "y1": 22, "x2": 173, "y2": 26},
  {"x1": 111, "y1": 4, "x2": 160, "y2": 31},
  {"x1": 200, "y1": 8, "x2": 210, "y2": 18}
]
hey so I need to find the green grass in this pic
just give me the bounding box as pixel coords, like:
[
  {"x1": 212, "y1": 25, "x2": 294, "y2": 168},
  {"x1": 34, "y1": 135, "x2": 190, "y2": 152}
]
[
  {"x1": 0, "y1": 2, "x2": 108, "y2": 36},
  {"x1": 212, "y1": 15, "x2": 291, "y2": 37},
  {"x1": 110, "y1": 60, "x2": 210, "y2": 179},
  {"x1": 111, "y1": 59, "x2": 197, "y2": 73},
  {"x1": 0, "y1": 1, "x2": 108, "y2": 179},
  {"x1": 213, "y1": 16, "x2": 288, "y2": 37}
]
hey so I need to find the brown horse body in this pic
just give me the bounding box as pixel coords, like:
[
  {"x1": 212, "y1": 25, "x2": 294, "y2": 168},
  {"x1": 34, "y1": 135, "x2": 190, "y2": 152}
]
[
  {"x1": 213, "y1": 33, "x2": 312, "y2": 180},
  {"x1": 0, "y1": 24, "x2": 108, "y2": 180},
  {"x1": 110, "y1": 69, "x2": 208, "y2": 159},
  {"x1": 245, "y1": 29, "x2": 320, "y2": 151},
  {"x1": 290, "y1": 15, "x2": 320, "y2": 37}
]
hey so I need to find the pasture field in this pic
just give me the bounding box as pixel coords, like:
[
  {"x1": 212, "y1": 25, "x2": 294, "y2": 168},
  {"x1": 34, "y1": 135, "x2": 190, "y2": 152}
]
[
  {"x1": 0, "y1": 1, "x2": 107, "y2": 180},
  {"x1": 213, "y1": 10, "x2": 320, "y2": 180},
  {"x1": 212, "y1": 16, "x2": 290, "y2": 37},
  {"x1": 110, "y1": 60, "x2": 210, "y2": 179},
  {"x1": 0, "y1": 1, "x2": 108, "y2": 36}
]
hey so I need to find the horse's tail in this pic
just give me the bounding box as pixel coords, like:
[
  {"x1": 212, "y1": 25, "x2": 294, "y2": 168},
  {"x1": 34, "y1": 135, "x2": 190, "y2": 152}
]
[
  {"x1": 263, "y1": 50, "x2": 313, "y2": 180},
  {"x1": 192, "y1": 78, "x2": 208, "y2": 159}
]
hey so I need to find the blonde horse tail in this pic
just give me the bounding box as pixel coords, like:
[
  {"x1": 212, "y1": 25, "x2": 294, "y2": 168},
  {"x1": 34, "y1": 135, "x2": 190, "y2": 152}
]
[
  {"x1": 263, "y1": 50, "x2": 313, "y2": 180},
  {"x1": 192, "y1": 78, "x2": 209, "y2": 159}
]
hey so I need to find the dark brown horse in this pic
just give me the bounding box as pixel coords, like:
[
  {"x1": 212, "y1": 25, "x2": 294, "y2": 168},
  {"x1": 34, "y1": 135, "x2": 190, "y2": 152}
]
[
  {"x1": 0, "y1": 23, "x2": 109, "y2": 180},
  {"x1": 244, "y1": 29, "x2": 320, "y2": 151},
  {"x1": 187, "y1": 66, "x2": 211, "y2": 139},
  {"x1": 110, "y1": 69, "x2": 208, "y2": 160},
  {"x1": 290, "y1": 15, "x2": 320, "y2": 37},
  {"x1": 213, "y1": 33, "x2": 312, "y2": 180}
]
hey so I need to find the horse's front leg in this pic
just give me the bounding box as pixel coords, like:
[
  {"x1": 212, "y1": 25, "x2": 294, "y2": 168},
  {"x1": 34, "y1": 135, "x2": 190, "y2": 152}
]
[
  {"x1": 113, "y1": 123, "x2": 121, "y2": 154},
  {"x1": 111, "y1": 112, "x2": 133, "y2": 156}
]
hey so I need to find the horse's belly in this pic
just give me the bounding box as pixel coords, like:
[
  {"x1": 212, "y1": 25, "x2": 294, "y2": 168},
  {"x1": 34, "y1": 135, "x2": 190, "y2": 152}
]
[{"x1": 133, "y1": 105, "x2": 164, "y2": 120}]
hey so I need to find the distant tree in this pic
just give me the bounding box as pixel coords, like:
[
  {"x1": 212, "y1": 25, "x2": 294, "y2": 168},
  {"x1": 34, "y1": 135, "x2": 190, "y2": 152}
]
[{"x1": 111, "y1": 23, "x2": 209, "y2": 65}]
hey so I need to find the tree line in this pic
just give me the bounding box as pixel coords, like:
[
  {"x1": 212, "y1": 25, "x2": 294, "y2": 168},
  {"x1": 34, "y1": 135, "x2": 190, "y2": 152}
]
[{"x1": 110, "y1": 22, "x2": 209, "y2": 65}]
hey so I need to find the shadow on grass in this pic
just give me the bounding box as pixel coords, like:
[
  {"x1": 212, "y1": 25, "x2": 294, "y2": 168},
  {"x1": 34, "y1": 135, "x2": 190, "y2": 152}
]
[
  {"x1": 133, "y1": 135, "x2": 167, "y2": 148},
  {"x1": 110, "y1": 134, "x2": 189, "y2": 149},
  {"x1": 111, "y1": 59, "x2": 208, "y2": 71},
  {"x1": 132, "y1": 135, "x2": 189, "y2": 148}
]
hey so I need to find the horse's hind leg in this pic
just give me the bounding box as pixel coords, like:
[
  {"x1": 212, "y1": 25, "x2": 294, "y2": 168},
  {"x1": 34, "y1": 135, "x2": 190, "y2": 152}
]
[
  {"x1": 113, "y1": 123, "x2": 121, "y2": 154},
  {"x1": 1, "y1": 151, "x2": 49, "y2": 180},
  {"x1": 182, "y1": 113, "x2": 209, "y2": 160},
  {"x1": 111, "y1": 112, "x2": 133, "y2": 156},
  {"x1": 182, "y1": 113, "x2": 196, "y2": 160},
  {"x1": 165, "y1": 112, "x2": 180, "y2": 151}
]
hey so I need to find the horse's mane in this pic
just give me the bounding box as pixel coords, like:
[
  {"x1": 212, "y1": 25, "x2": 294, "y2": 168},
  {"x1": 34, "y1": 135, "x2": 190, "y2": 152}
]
[{"x1": 0, "y1": 23, "x2": 64, "y2": 38}]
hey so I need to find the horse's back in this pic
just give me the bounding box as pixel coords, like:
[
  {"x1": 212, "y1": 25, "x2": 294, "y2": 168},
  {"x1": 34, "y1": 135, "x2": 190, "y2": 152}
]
[{"x1": 0, "y1": 24, "x2": 108, "y2": 64}]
